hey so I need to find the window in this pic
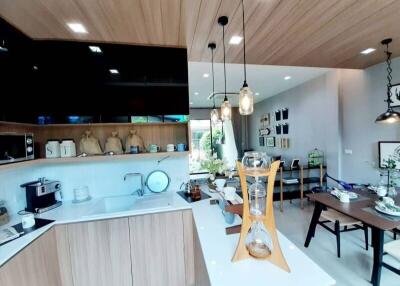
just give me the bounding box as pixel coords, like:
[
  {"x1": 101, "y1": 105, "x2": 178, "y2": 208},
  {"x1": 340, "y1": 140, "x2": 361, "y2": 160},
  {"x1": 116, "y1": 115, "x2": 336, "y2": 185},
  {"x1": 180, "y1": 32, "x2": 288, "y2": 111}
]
[{"x1": 189, "y1": 120, "x2": 223, "y2": 173}]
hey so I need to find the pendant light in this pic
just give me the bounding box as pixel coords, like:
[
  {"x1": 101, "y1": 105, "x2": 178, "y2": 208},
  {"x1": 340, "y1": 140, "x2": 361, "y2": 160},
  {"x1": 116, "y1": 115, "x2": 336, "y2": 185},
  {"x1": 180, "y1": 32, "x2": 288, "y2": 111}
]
[
  {"x1": 219, "y1": 16, "x2": 232, "y2": 121},
  {"x1": 375, "y1": 38, "x2": 400, "y2": 124},
  {"x1": 238, "y1": 0, "x2": 254, "y2": 115},
  {"x1": 209, "y1": 43, "x2": 219, "y2": 125}
]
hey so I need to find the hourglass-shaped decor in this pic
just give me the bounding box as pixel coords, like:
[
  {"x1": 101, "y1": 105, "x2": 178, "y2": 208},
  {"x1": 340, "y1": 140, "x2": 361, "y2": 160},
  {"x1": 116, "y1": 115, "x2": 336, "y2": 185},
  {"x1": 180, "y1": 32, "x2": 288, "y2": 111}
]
[{"x1": 232, "y1": 158, "x2": 290, "y2": 272}]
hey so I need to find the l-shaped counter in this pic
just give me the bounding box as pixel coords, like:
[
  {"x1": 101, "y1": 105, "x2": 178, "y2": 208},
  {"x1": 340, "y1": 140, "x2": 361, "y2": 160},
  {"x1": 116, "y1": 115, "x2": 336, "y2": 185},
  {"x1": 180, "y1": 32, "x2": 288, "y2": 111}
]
[{"x1": 0, "y1": 188, "x2": 335, "y2": 286}]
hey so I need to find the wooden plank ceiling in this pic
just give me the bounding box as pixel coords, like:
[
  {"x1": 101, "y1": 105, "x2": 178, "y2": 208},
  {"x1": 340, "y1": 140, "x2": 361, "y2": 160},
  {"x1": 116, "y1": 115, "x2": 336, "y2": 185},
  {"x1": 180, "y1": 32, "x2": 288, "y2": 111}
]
[{"x1": 1, "y1": 0, "x2": 400, "y2": 69}]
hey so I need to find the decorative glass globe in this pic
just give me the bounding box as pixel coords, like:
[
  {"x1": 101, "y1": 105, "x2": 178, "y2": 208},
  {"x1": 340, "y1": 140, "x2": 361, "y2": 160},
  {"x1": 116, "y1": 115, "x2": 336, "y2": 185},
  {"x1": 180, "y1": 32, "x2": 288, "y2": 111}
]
[
  {"x1": 210, "y1": 108, "x2": 219, "y2": 125},
  {"x1": 239, "y1": 86, "x2": 254, "y2": 115},
  {"x1": 245, "y1": 221, "x2": 273, "y2": 258},
  {"x1": 242, "y1": 151, "x2": 270, "y2": 171},
  {"x1": 221, "y1": 99, "x2": 232, "y2": 121},
  {"x1": 248, "y1": 180, "x2": 266, "y2": 216}
]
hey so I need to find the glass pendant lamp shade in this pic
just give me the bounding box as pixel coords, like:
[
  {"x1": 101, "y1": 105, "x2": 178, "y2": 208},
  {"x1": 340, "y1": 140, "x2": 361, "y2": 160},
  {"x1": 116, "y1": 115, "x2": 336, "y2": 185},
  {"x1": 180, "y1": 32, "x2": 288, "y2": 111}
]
[
  {"x1": 210, "y1": 108, "x2": 219, "y2": 125},
  {"x1": 239, "y1": 85, "x2": 254, "y2": 115},
  {"x1": 221, "y1": 98, "x2": 232, "y2": 121}
]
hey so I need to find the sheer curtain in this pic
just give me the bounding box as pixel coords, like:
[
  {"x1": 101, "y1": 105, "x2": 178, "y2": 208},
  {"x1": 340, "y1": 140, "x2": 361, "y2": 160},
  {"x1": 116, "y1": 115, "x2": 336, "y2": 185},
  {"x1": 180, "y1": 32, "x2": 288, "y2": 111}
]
[{"x1": 222, "y1": 119, "x2": 238, "y2": 169}]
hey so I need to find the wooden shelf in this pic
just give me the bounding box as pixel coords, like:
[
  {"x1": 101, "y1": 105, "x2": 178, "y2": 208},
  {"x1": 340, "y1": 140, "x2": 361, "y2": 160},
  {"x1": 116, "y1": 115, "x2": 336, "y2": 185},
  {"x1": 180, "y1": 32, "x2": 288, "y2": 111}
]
[{"x1": 0, "y1": 151, "x2": 189, "y2": 171}]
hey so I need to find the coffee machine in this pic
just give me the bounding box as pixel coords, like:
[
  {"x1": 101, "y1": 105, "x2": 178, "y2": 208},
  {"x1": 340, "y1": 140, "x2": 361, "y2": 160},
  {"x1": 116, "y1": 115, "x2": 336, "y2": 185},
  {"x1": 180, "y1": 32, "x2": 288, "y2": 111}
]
[{"x1": 20, "y1": 178, "x2": 62, "y2": 213}]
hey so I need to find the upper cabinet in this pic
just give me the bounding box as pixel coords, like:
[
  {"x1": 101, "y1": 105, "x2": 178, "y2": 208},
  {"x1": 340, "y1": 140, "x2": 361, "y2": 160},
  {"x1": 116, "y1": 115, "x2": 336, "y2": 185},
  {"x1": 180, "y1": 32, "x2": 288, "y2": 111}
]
[{"x1": 0, "y1": 18, "x2": 189, "y2": 124}]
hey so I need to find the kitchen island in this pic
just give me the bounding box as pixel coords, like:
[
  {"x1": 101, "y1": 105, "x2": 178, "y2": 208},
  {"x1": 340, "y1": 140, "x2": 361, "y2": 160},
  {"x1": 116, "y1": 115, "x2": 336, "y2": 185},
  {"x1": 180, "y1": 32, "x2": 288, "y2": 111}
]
[{"x1": 0, "y1": 189, "x2": 335, "y2": 286}]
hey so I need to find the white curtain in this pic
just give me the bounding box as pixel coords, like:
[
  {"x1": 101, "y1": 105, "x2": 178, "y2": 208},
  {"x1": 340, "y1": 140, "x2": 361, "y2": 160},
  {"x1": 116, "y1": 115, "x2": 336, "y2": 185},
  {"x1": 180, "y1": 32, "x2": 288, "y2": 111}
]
[{"x1": 222, "y1": 120, "x2": 238, "y2": 169}]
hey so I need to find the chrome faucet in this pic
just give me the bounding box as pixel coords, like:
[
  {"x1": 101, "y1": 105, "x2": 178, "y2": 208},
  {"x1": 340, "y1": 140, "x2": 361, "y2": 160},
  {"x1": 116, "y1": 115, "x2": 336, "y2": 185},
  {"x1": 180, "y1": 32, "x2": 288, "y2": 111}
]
[{"x1": 123, "y1": 173, "x2": 145, "y2": 196}]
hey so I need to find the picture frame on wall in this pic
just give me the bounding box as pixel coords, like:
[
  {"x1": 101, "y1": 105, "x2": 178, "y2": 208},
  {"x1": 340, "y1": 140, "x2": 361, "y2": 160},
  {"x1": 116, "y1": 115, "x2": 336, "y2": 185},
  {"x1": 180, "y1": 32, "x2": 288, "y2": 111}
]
[
  {"x1": 282, "y1": 108, "x2": 289, "y2": 120},
  {"x1": 259, "y1": 128, "x2": 271, "y2": 136},
  {"x1": 389, "y1": 84, "x2": 400, "y2": 107},
  {"x1": 275, "y1": 124, "x2": 282, "y2": 135},
  {"x1": 275, "y1": 110, "x2": 281, "y2": 121},
  {"x1": 281, "y1": 138, "x2": 290, "y2": 149},
  {"x1": 378, "y1": 141, "x2": 400, "y2": 169},
  {"x1": 266, "y1": 136, "x2": 275, "y2": 147},
  {"x1": 259, "y1": 136, "x2": 265, "y2": 147},
  {"x1": 282, "y1": 123, "x2": 289, "y2": 134}
]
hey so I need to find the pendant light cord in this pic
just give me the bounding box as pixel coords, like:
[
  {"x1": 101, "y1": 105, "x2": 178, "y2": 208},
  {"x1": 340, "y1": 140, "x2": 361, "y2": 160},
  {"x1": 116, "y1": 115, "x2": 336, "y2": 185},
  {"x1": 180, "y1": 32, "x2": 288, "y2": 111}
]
[
  {"x1": 241, "y1": 0, "x2": 247, "y2": 86},
  {"x1": 223, "y1": 24, "x2": 227, "y2": 102},
  {"x1": 385, "y1": 42, "x2": 393, "y2": 108},
  {"x1": 211, "y1": 47, "x2": 216, "y2": 108}
]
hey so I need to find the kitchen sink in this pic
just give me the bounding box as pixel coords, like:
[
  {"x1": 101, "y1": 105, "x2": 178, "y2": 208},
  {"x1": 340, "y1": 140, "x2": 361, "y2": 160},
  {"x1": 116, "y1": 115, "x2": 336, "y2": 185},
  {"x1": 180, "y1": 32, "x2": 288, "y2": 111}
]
[{"x1": 85, "y1": 193, "x2": 173, "y2": 217}]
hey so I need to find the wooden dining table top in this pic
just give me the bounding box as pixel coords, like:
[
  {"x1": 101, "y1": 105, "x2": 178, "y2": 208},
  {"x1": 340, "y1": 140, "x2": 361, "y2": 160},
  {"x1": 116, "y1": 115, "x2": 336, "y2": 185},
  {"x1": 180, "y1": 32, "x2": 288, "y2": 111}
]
[{"x1": 307, "y1": 189, "x2": 400, "y2": 231}]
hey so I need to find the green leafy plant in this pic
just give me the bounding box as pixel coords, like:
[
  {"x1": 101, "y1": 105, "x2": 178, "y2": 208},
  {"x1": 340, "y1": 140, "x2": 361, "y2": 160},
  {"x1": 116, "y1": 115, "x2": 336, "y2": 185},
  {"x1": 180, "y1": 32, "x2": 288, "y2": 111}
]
[
  {"x1": 200, "y1": 129, "x2": 223, "y2": 155},
  {"x1": 201, "y1": 154, "x2": 227, "y2": 177}
]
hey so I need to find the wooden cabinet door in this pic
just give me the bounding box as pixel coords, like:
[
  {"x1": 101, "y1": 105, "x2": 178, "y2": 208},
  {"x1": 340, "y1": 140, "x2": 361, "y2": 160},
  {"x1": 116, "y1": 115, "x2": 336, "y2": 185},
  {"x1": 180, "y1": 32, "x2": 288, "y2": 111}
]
[
  {"x1": 67, "y1": 218, "x2": 132, "y2": 286},
  {"x1": 129, "y1": 210, "x2": 189, "y2": 286},
  {"x1": 0, "y1": 228, "x2": 62, "y2": 286}
]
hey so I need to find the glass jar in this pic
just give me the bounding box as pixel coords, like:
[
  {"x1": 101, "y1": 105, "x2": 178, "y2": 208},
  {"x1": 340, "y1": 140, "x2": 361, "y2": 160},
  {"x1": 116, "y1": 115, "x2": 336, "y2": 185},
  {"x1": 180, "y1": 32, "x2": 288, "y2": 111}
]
[
  {"x1": 242, "y1": 152, "x2": 270, "y2": 172},
  {"x1": 245, "y1": 179, "x2": 273, "y2": 258}
]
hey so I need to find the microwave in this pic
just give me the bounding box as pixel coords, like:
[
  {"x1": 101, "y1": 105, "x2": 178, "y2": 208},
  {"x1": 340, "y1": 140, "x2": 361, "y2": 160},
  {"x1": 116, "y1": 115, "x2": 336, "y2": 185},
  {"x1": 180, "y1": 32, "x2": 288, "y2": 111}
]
[{"x1": 0, "y1": 133, "x2": 34, "y2": 164}]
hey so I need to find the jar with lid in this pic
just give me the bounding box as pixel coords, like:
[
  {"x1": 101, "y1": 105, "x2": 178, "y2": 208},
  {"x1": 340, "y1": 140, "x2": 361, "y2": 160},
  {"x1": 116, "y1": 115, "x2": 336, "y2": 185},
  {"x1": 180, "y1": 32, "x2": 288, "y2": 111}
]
[{"x1": 0, "y1": 200, "x2": 10, "y2": 226}]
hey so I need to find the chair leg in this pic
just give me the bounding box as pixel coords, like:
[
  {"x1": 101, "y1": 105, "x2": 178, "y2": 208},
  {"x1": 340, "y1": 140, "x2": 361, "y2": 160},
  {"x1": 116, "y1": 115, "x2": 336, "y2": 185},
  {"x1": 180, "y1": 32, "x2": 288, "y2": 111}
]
[
  {"x1": 364, "y1": 224, "x2": 369, "y2": 251},
  {"x1": 394, "y1": 231, "x2": 397, "y2": 240},
  {"x1": 335, "y1": 220, "x2": 341, "y2": 258}
]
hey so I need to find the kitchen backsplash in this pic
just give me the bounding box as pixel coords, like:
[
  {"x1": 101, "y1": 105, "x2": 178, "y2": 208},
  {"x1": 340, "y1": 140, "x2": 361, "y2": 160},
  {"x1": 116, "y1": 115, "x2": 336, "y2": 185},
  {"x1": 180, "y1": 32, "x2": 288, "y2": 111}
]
[{"x1": 0, "y1": 154, "x2": 189, "y2": 217}]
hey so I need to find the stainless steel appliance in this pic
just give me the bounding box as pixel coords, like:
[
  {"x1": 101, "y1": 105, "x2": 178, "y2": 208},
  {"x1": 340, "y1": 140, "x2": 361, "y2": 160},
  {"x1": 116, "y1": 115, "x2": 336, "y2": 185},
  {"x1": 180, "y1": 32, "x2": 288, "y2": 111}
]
[
  {"x1": 0, "y1": 133, "x2": 34, "y2": 164},
  {"x1": 20, "y1": 178, "x2": 62, "y2": 213}
]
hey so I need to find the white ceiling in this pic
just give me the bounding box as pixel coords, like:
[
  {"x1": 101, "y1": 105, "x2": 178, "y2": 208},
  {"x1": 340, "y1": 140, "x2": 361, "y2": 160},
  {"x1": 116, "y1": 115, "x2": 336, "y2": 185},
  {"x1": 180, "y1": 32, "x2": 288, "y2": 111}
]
[{"x1": 188, "y1": 62, "x2": 331, "y2": 108}]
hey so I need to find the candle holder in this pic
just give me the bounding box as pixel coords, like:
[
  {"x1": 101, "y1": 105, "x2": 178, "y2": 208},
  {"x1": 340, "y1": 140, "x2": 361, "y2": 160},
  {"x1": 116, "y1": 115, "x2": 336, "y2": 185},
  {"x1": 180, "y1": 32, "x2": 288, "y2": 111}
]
[{"x1": 232, "y1": 159, "x2": 290, "y2": 272}]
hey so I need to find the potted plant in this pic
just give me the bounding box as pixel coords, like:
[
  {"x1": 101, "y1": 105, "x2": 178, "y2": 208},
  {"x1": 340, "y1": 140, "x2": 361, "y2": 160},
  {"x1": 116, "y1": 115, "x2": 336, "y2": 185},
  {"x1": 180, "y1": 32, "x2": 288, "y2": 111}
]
[{"x1": 201, "y1": 154, "x2": 227, "y2": 181}]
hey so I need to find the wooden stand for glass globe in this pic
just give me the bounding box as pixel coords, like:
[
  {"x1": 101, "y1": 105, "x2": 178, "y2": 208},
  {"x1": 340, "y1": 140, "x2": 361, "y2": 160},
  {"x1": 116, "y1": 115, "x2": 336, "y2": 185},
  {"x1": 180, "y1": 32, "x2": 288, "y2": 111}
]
[{"x1": 231, "y1": 161, "x2": 290, "y2": 273}]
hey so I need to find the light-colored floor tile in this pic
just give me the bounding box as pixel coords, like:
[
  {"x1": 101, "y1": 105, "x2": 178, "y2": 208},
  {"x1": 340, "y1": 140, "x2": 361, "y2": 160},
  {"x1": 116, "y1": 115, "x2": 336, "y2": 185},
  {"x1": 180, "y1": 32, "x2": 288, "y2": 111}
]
[{"x1": 274, "y1": 200, "x2": 400, "y2": 286}]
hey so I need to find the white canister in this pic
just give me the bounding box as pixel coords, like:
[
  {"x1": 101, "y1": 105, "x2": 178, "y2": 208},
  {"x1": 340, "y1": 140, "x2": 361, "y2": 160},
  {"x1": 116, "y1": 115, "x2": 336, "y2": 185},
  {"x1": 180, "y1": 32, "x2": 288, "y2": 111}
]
[
  {"x1": 45, "y1": 140, "x2": 61, "y2": 158},
  {"x1": 21, "y1": 213, "x2": 35, "y2": 229},
  {"x1": 60, "y1": 139, "x2": 77, "y2": 158}
]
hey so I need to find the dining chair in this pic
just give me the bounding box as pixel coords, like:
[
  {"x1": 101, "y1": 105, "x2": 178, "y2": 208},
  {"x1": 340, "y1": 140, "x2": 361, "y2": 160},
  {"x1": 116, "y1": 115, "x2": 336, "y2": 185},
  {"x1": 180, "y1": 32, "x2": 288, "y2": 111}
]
[
  {"x1": 382, "y1": 239, "x2": 400, "y2": 276},
  {"x1": 393, "y1": 227, "x2": 400, "y2": 240},
  {"x1": 317, "y1": 208, "x2": 369, "y2": 258}
]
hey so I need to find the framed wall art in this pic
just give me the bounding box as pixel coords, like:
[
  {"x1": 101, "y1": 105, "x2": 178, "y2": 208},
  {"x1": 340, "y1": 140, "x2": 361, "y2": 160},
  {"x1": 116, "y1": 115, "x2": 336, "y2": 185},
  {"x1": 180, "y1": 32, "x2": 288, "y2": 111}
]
[
  {"x1": 266, "y1": 136, "x2": 275, "y2": 147},
  {"x1": 275, "y1": 124, "x2": 282, "y2": 135},
  {"x1": 282, "y1": 123, "x2": 289, "y2": 134},
  {"x1": 275, "y1": 110, "x2": 281, "y2": 121},
  {"x1": 282, "y1": 108, "x2": 289, "y2": 120},
  {"x1": 259, "y1": 136, "x2": 265, "y2": 147},
  {"x1": 378, "y1": 141, "x2": 400, "y2": 169},
  {"x1": 389, "y1": 84, "x2": 400, "y2": 107}
]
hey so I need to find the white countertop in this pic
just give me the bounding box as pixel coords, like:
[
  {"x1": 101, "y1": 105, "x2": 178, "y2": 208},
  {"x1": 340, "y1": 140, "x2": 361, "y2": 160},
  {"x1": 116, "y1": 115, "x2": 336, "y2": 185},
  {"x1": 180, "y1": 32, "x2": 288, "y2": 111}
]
[
  {"x1": 191, "y1": 188, "x2": 336, "y2": 286},
  {"x1": 0, "y1": 188, "x2": 335, "y2": 286}
]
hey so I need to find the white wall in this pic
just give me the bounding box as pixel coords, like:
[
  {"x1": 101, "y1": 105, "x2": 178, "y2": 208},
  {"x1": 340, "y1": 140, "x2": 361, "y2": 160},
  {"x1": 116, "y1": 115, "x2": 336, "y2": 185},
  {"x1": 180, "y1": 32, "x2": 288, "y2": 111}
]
[
  {"x1": 0, "y1": 155, "x2": 189, "y2": 218},
  {"x1": 249, "y1": 71, "x2": 340, "y2": 178},
  {"x1": 339, "y1": 57, "x2": 400, "y2": 184}
]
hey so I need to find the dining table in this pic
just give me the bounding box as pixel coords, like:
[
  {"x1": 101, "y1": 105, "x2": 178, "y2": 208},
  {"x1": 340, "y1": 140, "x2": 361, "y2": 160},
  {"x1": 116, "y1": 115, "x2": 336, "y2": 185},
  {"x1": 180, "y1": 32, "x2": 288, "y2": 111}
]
[{"x1": 304, "y1": 188, "x2": 400, "y2": 286}]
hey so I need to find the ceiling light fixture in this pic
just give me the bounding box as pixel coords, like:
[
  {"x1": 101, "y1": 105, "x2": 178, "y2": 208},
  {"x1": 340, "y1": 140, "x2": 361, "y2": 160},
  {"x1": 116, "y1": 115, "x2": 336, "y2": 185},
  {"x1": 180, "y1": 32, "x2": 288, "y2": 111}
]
[
  {"x1": 229, "y1": 36, "x2": 243, "y2": 45},
  {"x1": 209, "y1": 43, "x2": 219, "y2": 126},
  {"x1": 203, "y1": 73, "x2": 210, "y2": 78},
  {"x1": 375, "y1": 38, "x2": 400, "y2": 124},
  {"x1": 194, "y1": 92, "x2": 199, "y2": 95},
  {"x1": 67, "y1": 23, "x2": 88, "y2": 34},
  {"x1": 109, "y1": 69, "x2": 119, "y2": 74},
  {"x1": 219, "y1": 16, "x2": 232, "y2": 122},
  {"x1": 89, "y1": 46, "x2": 102, "y2": 53},
  {"x1": 284, "y1": 76, "x2": 291, "y2": 80},
  {"x1": 238, "y1": 0, "x2": 254, "y2": 115},
  {"x1": 255, "y1": 92, "x2": 260, "y2": 96},
  {"x1": 361, "y1": 48, "x2": 376, "y2": 55}
]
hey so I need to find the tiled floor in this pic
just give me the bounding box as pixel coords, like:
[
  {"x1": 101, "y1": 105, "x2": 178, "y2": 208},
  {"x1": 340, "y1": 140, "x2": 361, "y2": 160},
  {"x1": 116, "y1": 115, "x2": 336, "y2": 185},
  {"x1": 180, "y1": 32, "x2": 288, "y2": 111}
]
[{"x1": 274, "y1": 200, "x2": 400, "y2": 286}]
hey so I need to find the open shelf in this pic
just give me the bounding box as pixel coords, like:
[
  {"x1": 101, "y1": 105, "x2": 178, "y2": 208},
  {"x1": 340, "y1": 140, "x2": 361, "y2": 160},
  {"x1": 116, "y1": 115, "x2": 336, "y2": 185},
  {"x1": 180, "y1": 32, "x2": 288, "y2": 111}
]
[{"x1": 0, "y1": 151, "x2": 189, "y2": 171}]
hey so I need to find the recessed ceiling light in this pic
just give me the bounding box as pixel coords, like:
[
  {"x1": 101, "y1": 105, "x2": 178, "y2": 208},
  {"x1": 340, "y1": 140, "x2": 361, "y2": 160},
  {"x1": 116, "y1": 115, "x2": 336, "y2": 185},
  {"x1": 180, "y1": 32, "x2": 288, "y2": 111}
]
[
  {"x1": 203, "y1": 73, "x2": 209, "y2": 78},
  {"x1": 109, "y1": 69, "x2": 119, "y2": 74},
  {"x1": 190, "y1": 102, "x2": 194, "y2": 105},
  {"x1": 360, "y1": 48, "x2": 376, "y2": 55},
  {"x1": 255, "y1": 92, "x2": 260, "y2": 96},
  {"x1": 194, "y1": 92, "x2": 199, "y2": 95},
  {"x1": 89, "y1": 46, "x2": 102, "y2": 53},
  {"x1": 33, "y1": 65, "x2": 38, "y2": 70},
  {"x1": 229, "y1": 36, "x2": 243, "y2": 45},
  {"x1": 284, "y1": 76, "x2": 291, "y2": 80},
  {"x1": 67, "y1": 23, "x2": 88, "y2": 34}
]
